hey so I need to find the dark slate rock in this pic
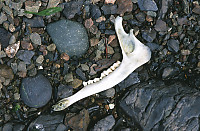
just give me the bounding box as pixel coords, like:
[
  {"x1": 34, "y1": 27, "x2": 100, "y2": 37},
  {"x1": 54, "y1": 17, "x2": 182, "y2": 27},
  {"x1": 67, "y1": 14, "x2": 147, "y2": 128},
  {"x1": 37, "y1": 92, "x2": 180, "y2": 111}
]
[
  {"x1": 23, "y1": 17, "x2": 45, "y2": 27},
  {"x1": 120, "y1": 80, "x2": 200, "y2": 130},
  {"x1": 162, "y1": 66, "x2": 179, "y2": 80},
  {"x1": 167, "y1": 39, "x2": 180, "y2": 53},
  {"x1": 154, "y1": 19, "x2": 167, "y2": 32},
  {"x1": 135, "y1": 12, "x2": 146, "y2": 23},
  {"x1": 158, "y1": 0, "x2": 173, "y2": 19},
  {"x1": 57, "y1": 84, "x2": 73, "y2": 99},
  {"x1": 101, "y1": 5, "x2": 117, "y2": 15},
  {"x1": 90, "y1": 5, "x2": 101, "y2": 19},
  {"x1": 100, "y1": 88, "x2": 115, "y2": 98},
  {"x1": 137, "y1": 0, "x2": 158, "y2": 11},
  {"x1": 0, "y1": 28, "x2": 12, "y2": 49},
  {"x1": 20, "y1": 74, "x2": 52, "y2": 108},
  {"x1": 16, "y1": 50, "x2": 35, "y2": 64},
  {"x1": 118, "y1": 72, "x2": 140, "y2": 90},
  {"x1": 47, "y1": 19, "x2": 89, "y2": 58},
  {"x1": 28, "y1": 113, "x2": 64, "y2": 131},
  {"x1": 55, "y1": 123, "x2": 67, "y2": 131},
  {"x1": 63, "y1": 0, "x2": 84, "y2": 19},
  {"x1": 92, "y1": 115, "x2": 115, "y2": 131},
  {"x1": 142, "y1": 29, "x2": 156, "y2": 42},
  {"x1": 105, "y1": 30, "x2": 115, "y2": 35},
  {"x1": 146, "y1": 43, "x2": 159, "y2": 51},
  {"x1": 75, "y1": 68, "x2": 86, "y2": 81},
  {"x1": 98, "y1": 21, "x2": 106, "y2": 30},
  {"x1": 127, "y1": 19, "x2": 141, "y2": 26},
  {"x1": 2, "y1": 123, "x2": 13, "y2": 131}
]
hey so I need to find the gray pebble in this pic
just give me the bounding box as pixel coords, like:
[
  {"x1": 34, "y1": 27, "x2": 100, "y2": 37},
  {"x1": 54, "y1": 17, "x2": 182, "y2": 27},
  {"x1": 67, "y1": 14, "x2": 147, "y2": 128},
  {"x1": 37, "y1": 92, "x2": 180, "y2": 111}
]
[
  {"x1": 138, "y1": 0, "x2": 158, "y2": 11},
  {"x1": 16, "y1": 50, "x2": 35, "y2": 64},
  {"x1": 92, "y1": 115, "x2": 115, "y2": 131},
  {"x1": 167, "y1": 39, "x2": 180, "y2": 53},
  {"x1": 30, "y1": 32, "x2": 41, "y2": 45}
]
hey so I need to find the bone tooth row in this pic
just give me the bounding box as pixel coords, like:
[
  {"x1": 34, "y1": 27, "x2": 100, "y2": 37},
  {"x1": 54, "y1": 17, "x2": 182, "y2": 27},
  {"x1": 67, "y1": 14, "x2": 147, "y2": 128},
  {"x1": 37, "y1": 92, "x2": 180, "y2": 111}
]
[
  {"x1": 94, "y1": 78, "x2": 100, "y2": 82},
  {"x1": 83, "y1": 81, "x2": 87, "y2": 86}
]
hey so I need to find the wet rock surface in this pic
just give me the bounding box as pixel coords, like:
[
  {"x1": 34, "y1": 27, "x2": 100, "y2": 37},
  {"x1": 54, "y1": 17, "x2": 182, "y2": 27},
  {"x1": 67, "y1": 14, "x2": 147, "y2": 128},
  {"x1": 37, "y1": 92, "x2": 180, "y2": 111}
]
[
  {"x1": 47, "y1": 19, "x2": 89, "y2": 58},
  {"x1": 120, "y1": 80, "x2": 200, "y2": 130},
  {"x1": 92, "y1": 115, "x2": 115, "y2": 131},
  {"x1": 20, "y1": 74, "x2": 52, "y2": 108}
]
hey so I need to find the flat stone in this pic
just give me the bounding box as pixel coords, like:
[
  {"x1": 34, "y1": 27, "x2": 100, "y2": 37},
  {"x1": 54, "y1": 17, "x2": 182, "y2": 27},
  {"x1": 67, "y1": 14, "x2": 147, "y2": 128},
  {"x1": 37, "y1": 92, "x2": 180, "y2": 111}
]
[
  {"x1": 92, "y1": 115, "x2": 115, "y2": 131},
  {"x1": 16, "y1": 50, "x2": 35, "y2": 64},
  {"x1": 100, "y1": 88, "x2": 115, "y2": 98},
  {"x1": 116, "y1": 0, "x2": 133, "y2": 15},
  {"x1": 138, "y1": 0, "x2": 158, "y2": 11},
  {"x1": 47, "y1": 19, "x2": 89, "y2": 58},
  {"x1": 142, "y1": 29, "x2": 156, "y2": 42},
  {"x1": 90, "y1": 5, "x2": 101, "y2": 19},
  {"x1": 0, "y1": 28, "x2": 12, "y2": 49},
  {"x1": 101, "y1": 5, "x2": 117, "y2": 15},
  {"x1": 57, "y1": 84, "x2": 73, "y2": 99},
  {"x1": 154, "y1": 19, "x2": 167, "y2": 32},
  {"x1": 76, "y1": 68, "x2": 86, "y2": 81},
  {"x1": 23, "y1": 17, "x2": 45, "y2": 27},
  {"x1": 20, "y1": 74, "x2": 52, "y2": 108},
  {"x1": 0, "y1": 65, "x2": 14, "y2": 80},
  {"x1": 72, "y1": 79, "x2": 82, "y2": 89},
  {"x1": 30, "y1": 32, "x2": 41, "y2": 45},
  {"x1": 167, "y1": 39, "x2": 180, "y2": 53}
]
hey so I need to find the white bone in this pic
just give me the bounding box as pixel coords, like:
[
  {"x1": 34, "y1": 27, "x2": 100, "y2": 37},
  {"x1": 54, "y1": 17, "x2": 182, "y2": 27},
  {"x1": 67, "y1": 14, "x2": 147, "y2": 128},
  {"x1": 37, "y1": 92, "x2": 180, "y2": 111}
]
[
  {"x1": 83, "y1": 81, "x2": 87, "y2": 86},
  {"x1": 94, "y1": 78, "x2": 100, "y2": 82},
  {"x1": 52, "y1": 16, "x2": 151, "y2": 111},
  {"x1": 87, "y1": 80, "x2": 93, "y2": 85}
]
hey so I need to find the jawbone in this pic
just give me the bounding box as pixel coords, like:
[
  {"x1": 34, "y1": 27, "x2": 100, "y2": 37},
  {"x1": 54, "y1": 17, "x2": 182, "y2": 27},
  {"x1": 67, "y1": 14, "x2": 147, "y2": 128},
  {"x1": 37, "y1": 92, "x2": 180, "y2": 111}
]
[{"x1": 52, "y1": 16, "x2": 151, "y2": 111}]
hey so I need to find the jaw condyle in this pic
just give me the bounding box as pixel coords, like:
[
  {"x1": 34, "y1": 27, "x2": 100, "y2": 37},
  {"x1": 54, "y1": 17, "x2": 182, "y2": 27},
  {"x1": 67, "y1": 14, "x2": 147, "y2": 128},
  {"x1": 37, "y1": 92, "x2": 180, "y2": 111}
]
[{"x1": 52, "y1": 16, "x2": 151, "y2": 111}]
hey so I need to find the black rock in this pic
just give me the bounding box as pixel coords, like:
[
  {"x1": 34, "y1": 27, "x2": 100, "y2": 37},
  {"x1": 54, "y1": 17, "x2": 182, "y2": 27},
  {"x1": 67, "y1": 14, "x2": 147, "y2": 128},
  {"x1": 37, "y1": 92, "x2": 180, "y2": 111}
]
[
  {"x1": 162, "y1": 66, "x2": 179, "y2": 80},
  {"x1": 20, "y1": 74, "x2": 52, "y2": 108},
  {"x1": 16, "y1": 50, "x2": 35, "y2": 64},
  {"x1": 142, "y1": 29, "x2": 156, "y2": 42},
  {"x1": 47, "y1": 19, "x2": 89, "y2": 58},
  {"x1": 100, "y1": 88, "x2": 115, "y2": 98},
  {"x1": 28, "y1": 113, "x2": 64, "y2": 130},
  {"x1": 23, "y1": 17, "x2": 45, "y2": 27},
  {"x1": 127, "y1": 19, "x2": 141, "y2": 26},
  {"x1": 57, "y1": 84, "x2": 73, "y2": 99},
  {"x1": 90, "y1": 5, "x2": 101, "y2": 19},
  {"x1": 75, "y1": 68, "x2": 86, "y2": 81},
  {"x1": 167, "y1": 39, "x2": 180, "y2": 53},
  {"x1": 101, "y1": 5, "x2": 117, "y2": 15},
  {"x1": 63, "y1": 0, "x2": 84, "y2": 19},
  {"x1": 120, "y1": 80, "x2": 200, "y2": 130},
  {"x1": 137, "y1": 0, "x2": 158, "y2": 11},
  {"x1": 0, "y1": 28, "x2": 12, "y2": 49},
  {"x1": 98, "y1": 21, "x2": 106, "y2": 30},
  {"x1": 146, "y1": 43, "x2": 159, "y2": 51},
  {"x1": 92, "y1": 115, "x2": 115, "y2": 131}
]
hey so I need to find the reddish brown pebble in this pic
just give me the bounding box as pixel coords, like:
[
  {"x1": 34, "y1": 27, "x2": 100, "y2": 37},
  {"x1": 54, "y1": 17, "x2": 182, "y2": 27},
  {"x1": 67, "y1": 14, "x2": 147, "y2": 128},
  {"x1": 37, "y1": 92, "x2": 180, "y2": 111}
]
[
  {"x1": 108, "y1": 35, "x2": 116, "y2": 45},
  {"x1": 192, "y1": 5, "x2": 200, "y2": 15},
  {"x1": 96, "y1": 16, "x2": 106, "y2": 23},
  {"x1": 89, "y1": 25, "x2": 98, "y2": 34},
  {"x1": 116, "y1": 0, "x2": 133, "y2": 15},
  {"x1": 84, "y1": 18, "x2": 93, "y2": 29},
  {"x1": 146, "y1": 15, "x2": 153, "y2": 22},
  {"x1": 105, "y1": 0, "x2": 116, "y2": 4},
  {"x1": 105, "y1": 104, "x2": 110, "y2": 110},
  {"x1": 109, "y1": 39, "x2": 119, "y2": 47},
  {"x1": 90, "y1": 38, "x2": 99, "y2": 46},
  {"x1": 61, "y1": 53, "x2": 70, "y2": 61},
  {"x1": 21, "y1": 41, "x2": 33, "y2": 50},
  {"x1": 171, "y1": 32, "x2": 179, "y2": 37}
]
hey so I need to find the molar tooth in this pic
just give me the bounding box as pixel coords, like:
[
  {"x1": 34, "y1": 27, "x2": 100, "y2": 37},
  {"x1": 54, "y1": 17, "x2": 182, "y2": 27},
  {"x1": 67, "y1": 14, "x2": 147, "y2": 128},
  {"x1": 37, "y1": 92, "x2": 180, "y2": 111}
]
[
  {"x1": 88, "y1": 80, "x2": 94, "y2": 85},
  {"x1": 94, "y1": 78, "x2": 100, "y2": 82},
  {"x1": 83, "y1": 81, "x2": 87, "y2": 86},
  {"x1": 113, "y1": 63, "x2": 119, "y2": 68},
  {"x1": 107, "y1": 68, "x2": 112, "y2": 74},
  {"x1": 101, "y1": 72, "x2": 106, "y2": 78},
  {"x1": 116, "y1": 61, "x2": 121, "y2": 65},
  {"x1": 103, "y1": 70, "x2": 109, "y2": 76}
]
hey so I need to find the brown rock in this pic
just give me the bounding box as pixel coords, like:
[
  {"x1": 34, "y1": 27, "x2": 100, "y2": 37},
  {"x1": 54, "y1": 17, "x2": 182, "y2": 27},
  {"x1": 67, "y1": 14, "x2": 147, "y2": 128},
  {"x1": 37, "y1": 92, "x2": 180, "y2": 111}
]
[
  {"x1": 105, "y1": 0, "x2": 116, "y2": 4},
  {"x1": 65, "y1": 109, "x2": 90, "y2": 131},
  {"x1": 90, "y1": 38, "x2": 99, "y2": 46},
  {"x1": 116, "y1": 0, "x2": 133, "y2": 15},
  {"x1": 5, "y1": 41, "x2": 20, "y2": 58},
  {"x1": 108, "y1": 35, "x2": 116, "y2": 45},
  {"x1": 107, "y1": 46, "x2": 114, "y2": 54},
  {"x1": 72, "y1": 79, "x2": 82, "y2": 89},
  {"x1": 192, "y1": 5, "x2": 200, "y2": 15},
  {"x1": 96, "y1": 16, "x2": 106, "y2": 23},
  {"x1": 89, "y1": 25, "x2": 98, "y2": 34},
  {"x1": 109, "y1": 39, "x2": 119, "y2": 47},
  {"x1": 84, "y1": 18, "x2": 93, "y2": 29},
  {"x1": 61, "y1": 53, "x2": 70, "y2": 61},
  {"x1": 0, "y1": 64, "x2": 14, "y2": 80},
  {"x1": 21, "y1": 41, "x2": 33, "y2": 50}
]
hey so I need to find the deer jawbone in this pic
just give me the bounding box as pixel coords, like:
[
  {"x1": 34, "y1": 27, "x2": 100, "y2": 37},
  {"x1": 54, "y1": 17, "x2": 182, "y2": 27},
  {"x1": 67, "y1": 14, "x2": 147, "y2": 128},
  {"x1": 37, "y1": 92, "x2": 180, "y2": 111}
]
[{"x1": 52, "y1": 16, "x2": 151, "y2": 111}]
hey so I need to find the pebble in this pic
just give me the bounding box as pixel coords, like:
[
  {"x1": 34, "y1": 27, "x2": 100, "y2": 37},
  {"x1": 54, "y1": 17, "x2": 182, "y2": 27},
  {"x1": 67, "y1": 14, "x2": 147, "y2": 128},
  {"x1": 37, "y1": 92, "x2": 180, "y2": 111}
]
[
  {"x1": 89, "y1": 25, "x2": 99, "y2": 34},
  {"x1": 20, "y1": 74, "x2": 52, "y2": 108},
  {"x1": 5, "y1": 41, "x2": 20, "y2": 58},
  {"x1": 167, "y1": 39, "x2": 180, "y2": 53},
  {"x1": 9, "y1": 35, "x2": 16, "y2": 45},
  {"x1": 81, "y1": 64, "x2": 89, "y2": 71},
  {"x1": 84, "y1": 18, "x2": 93, "y2": 29},
  {"x1": 90, "y1": 5, "x2": 101, "y2": 19},
  {"x1": 0, "y1": 12, "x2": 7, "y2": 24},
  {"x1": 116, "y1": 0, "x2": 133, "y2": 15},
  {"x1": 96, "y1": 16, "x2": 106, "y2": 23},
  {"x1": 181, "y1": 50, "x2": 190, "y2": 55},
  {"x1": 47, "y1": 43, "x2": 56, "y2": 51},
  {"x1": 76, "y1": 68, "x2": 87, "y2": 81},
  {"x1": 105, "y1": 0, "x2": 116, "y2": 4},
  {"x1": 142, "y1": 29, "x2": 156, "y2": 42},
  {"x1": 101, "y1": 5, "x2": 117, "y2": 15},
  {"x1": 47, "y1": 19, "x2": 89, "y2": 58},
  {"x1": 72, "y1": 78, "x2": 82, "y2": 89},
  {"x1": 9, "y1": 24, "x2": 15, "y2": 32},
  {"x1": 137, "y1": 0, "x2": 158, "y2": 11},
  {"x1": 63, "y1": 0, "x2": 84, "y2": 19},
  {"x1": 192, "y1": 5, "x2": 200, "y2": 15},
  {"x1": 17, "y1": 61, "x2": 27, "y2": 72},
  {"x1": 154, "y1": 19, "x2": 167, "y2": 32},
  {"x1": 162, "y1": 67, "x2": 179, "y2": 80},
  {"x1": 23, "y1": 17, "x2": 45, "y2": 27},
  {"x1": 60, "y1": 53, "x2": 70, "y2": 61},
  {"x1": 47, "y1": 0, "x2": 60, "y2": 8},
  {"x1": 135, "y1": 12, "x2": 146, "y2": 23},
  {"x1": 0, "y1": 28, "x2": 12, "y2": 49},
  {"x1": 100, "y1": 88, "x2": 115, "y2": 98},
  {"x1": 146, "y1": 43, "x2": 159, "y2": 51},
  {"x1": 36, "y1": 55, "x2": 44, "y2": 64},
  {"x1": 21, "y1": 41, "x2": 33, "y2": 50},
  {"x1": 92, "y1": 115, "x2": 115, "y2": 131},
  {"x1": 107, "y1": 46, "x2": 115, "y2": 54},
  {"x1": 0, "y1": 51, "x2": 6, "y2": 58},
  {"x1": 24, "y1": 1, "x2": 41, "y2": 18},
  {"x1": 30, "y1": 32, "x2": 41, "y2": 45},
  {"x1": 16, "y1": 50, "x2": 35, "y2": 64},
  {"x1": 0, "y1": 64, "x2": 14, "y2": 80},
  {"x1": 64, "y1": 72, "x2": 73, "y2": 83},
  {"x1": 57, "y1": 84, "x2": 73, "y2": 99},
  {"x1": 90, "y1": 38, "x2": 99, "y2": 46},
  {"x1": 147, "y1": 11, "x2": 157, "y2": 17}
]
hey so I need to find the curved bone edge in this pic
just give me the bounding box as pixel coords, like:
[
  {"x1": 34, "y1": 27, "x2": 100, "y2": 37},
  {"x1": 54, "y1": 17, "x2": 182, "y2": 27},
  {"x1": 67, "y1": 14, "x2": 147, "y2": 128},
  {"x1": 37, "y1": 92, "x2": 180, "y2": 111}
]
[{"x1": 52, "y1": 16, "x2": 151, "y2": 111}]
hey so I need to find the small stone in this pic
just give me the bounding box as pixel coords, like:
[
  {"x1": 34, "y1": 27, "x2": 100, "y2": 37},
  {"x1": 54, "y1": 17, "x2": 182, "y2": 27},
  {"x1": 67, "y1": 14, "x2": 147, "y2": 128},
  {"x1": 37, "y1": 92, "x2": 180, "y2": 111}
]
[
  {"x1": 96, "y1": 16, "x2": 106, "y2": 23},
  {"x1": 21, "y1": 41, "x2": 33, "y2": 50},
  {"x1": 23, "y1": 17, "x2": 45, "y2": 27},
  {"x1": 181, "y1": 50, "x2": 190, "y2": 55},
  {"x1": 14, "y1": 93, "x2": 20, "y2": 100},
  {"x1": 30, "y1": 32, "x2": 41, "y2": 45},
  {"x1": 101, "y1": 5, "x2": 117, "y2": 15},
  {"x1": 137, "y1": 0, "x2": 158, "y2": 11},
  {"x1": 167, "y1": 39, "x2": 180, "y2": 53},
  {"x1": 84, "y1": 18, "x2": 93, "y2": 29},
  {"x1": 76, "y1": 68, "x2": 86, "y2": 81},
  {"x1": 57, "y1": 84, "x2": 73, "y2": 99},
  {"x1": 147, "y1": 11, "x2": 157, "y2": 17},
  {"x1": 89, "y1": 25, "x2": 98, "y2": 34},
  {"x1": 0, "y1": 65, "x2": 14, "y2": 80},
  {"x1": 146, "y1": 43, "x2": 159, "y2": 51},
  {"x1": 92, "y1": 115, "x2": 115, "y2": 131},
  {"x1": 107, "y1": 46, "x2": 115, "y2": 54},
  {"x1": 25, "y1": 1, "x2": 41, "y2": 18},
  {"x1": 18, "y1": 61, "x2": 27, "y2": 72},
  {"x1": 5, "y1": 41, "x2": 20, "y2": 58},
  {"x1": 105, "y1": 0, "x2": 116, "y2": 4},
  {"x1": 135, "y1": 12, "x2": 146, "y2": 22},
  {"x1": 0, "y1": 51, "x2": 6, "y2": 58},
  {"x1": 192, "y1": 5, "x2": 200, "y2": 14},
  {"x1": 9, "y1": 24, "x2": 15, "y2": 32},
  {"x1": 90, "y1": 5, "x2": 101, "y2": 19},
  {"x1": 177, "y1": 17, "x2": 188, "y2": 26},
  {"x1": 142, "y1": 29, "x2": 156, "y2": 42},
  {"x1": 11, "y1": 63, "x2": 18, "y2": 74},
  {"x1": 155, "y1": 19, "x2": 167, "y2": 32},
  {"x1": 162, "y1": 67, "x2": 179, "y2": 80},
  {"x1": 116, "y1": 0, "x2": 133, "y2": 15},
  {"x1": 0, "y1": 28, "x2": 12, "y2": 49},
  {"x1": 47, "y1": 0, "x2": 60, "y2": 8},
  {"x1": 64, "y1": 72, "x2": 73, "y2": 83},
  {"x1": 61, "y1": 53, "x2": 70, "y2": 61},
  {"x1": 81, "y1": 64, "x2": 89, "y2": 71},
  {"x1": 20, "y1": 74, "x2": 52, "y2": 108},
  {"x1": 72, "y1": 79, "x2": 82, "y2": 89},
  {"x1": 16, "y1": 50, "x2": 35, "y2": 64},
  {"x1": 9, "y1": 35, "x2": 16, "y2": 45},
  {"x1": 100, "y1": 88, "x2": 115, "y2": 98},
  {"x1": 36, "y1": 55, "x2": 44, "y2": 64},
  {"x1": 90, "y1": 38, "x2": 99, "y2": 46},
  {"x1": 0, "y1": 12, "x2": 7, "y2": 24},
  {"x1": 108, "y1": 35, "x2": 116, "y2": 45},
  {"x1": 47, "y1": 43, "x2": 56, "y2": 51}
]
